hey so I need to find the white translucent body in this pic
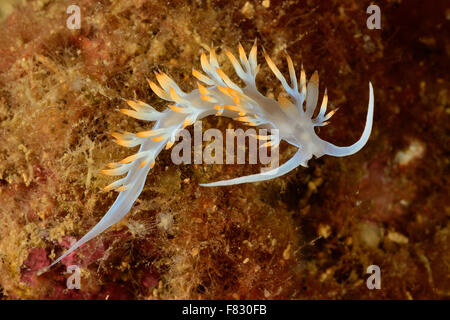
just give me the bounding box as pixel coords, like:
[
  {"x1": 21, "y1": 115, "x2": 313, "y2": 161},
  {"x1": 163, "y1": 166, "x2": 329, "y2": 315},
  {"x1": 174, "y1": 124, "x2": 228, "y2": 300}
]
[{"x1": 45, "y1": 42, "x2": 374, "y2": 269}]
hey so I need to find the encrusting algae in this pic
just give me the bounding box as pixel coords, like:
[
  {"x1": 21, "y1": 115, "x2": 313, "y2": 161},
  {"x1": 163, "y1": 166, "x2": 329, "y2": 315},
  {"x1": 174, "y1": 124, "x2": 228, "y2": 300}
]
[{"x1": 0, "y1": 0, "x2": 448, "y2": 300}]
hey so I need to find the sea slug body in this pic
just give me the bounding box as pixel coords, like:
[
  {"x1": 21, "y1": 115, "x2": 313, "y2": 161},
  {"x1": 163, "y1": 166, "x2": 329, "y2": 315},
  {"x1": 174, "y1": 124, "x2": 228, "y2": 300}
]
[{"x1": 47, "y1": 41, "x2": 374, "y2": 268}]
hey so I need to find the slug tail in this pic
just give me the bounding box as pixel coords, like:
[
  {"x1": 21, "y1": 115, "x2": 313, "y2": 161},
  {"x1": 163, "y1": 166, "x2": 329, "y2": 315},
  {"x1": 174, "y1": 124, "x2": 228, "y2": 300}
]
[{"x1": 44, "y1": 164, "x2": 151, "y2": 271}]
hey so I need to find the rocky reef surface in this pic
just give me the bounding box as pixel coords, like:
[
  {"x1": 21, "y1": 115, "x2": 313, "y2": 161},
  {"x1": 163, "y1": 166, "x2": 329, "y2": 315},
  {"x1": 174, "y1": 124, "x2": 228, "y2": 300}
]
[{"x1": 0, "y1": 0, "x2": 448, "y2": 299}]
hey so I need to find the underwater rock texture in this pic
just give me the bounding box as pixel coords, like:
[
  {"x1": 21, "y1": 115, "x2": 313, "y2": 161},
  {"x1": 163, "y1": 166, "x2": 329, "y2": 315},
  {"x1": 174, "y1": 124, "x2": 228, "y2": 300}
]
[{"x1": 0, "y1": 0, "x2": 448, "y2": 299}]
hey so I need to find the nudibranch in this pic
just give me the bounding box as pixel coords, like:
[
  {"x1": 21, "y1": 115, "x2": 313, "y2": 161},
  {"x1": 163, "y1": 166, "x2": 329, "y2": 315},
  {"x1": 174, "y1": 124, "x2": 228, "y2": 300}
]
[{"x1": 47, "y1": 41, "x2": 373, "y2": 268}]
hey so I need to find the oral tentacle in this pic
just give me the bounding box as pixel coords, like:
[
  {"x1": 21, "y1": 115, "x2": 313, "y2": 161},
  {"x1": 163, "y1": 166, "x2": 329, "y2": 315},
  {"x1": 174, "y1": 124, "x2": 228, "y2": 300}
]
[{"x1": 321, "y1": 82, "x2": 374, "y2": 157}]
